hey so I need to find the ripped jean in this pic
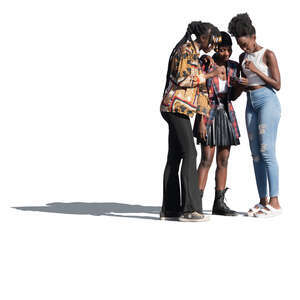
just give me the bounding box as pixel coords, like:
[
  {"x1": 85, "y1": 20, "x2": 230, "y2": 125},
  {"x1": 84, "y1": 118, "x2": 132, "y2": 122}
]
[{"x1": 246, "y1": 87, "x2": 281, "y2": 198}]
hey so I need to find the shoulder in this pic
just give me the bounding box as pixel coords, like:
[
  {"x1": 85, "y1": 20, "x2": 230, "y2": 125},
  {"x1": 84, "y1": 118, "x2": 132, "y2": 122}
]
[
  {"x1": 263, "y1": 49, "x2": 278, "y2": 66},
  {"x1": 228, "y1": 59, "x2": 239, "y2": 69},
  {"x1": 264, "y1": 49, "x2": 277, "y2": 60},
  {"x1": 179, "y1": 41, "x2": 194, "y2": 55}
]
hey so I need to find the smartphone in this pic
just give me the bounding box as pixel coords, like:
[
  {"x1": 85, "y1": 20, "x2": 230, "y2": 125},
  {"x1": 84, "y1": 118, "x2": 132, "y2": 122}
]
[{"x1": 232, "y1": 76, "x2": 242, "y2": 83}]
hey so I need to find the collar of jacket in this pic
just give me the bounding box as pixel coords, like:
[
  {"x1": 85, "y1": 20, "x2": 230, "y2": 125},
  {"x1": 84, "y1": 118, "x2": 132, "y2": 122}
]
[{"x1": 206, "y1": 60, "x2": 235, "y2": 101}]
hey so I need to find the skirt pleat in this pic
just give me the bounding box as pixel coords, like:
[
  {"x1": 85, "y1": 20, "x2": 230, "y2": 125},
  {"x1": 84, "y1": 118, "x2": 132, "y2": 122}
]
[{"x1": 193, "y1": 106, "x2": 240, "y2": 147}]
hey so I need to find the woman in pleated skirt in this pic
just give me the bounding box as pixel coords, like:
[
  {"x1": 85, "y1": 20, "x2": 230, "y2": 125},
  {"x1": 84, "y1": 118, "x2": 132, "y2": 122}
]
[{"x1": 193, "y1": 31, "x2": 246, "y2": 215}]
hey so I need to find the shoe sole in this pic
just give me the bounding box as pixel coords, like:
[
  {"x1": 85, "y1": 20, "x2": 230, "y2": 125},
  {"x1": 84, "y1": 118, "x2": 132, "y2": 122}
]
[
  {"x1": 160, "y1": 217, "x2": 180, "y2": 221},
  {"x1": 254, "y1": 212, "x2": 282, "y2": 218},
  {"x1": 212, "y1": 212, "x2": 239, "y2": 217}
]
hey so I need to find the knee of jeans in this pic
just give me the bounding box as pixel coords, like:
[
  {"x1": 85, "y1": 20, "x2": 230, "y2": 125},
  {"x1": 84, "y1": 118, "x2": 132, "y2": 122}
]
[
  {"x1": 249, "y1": 143, "x2": 260, "y2": 162},
  {"x1": 260, "y1": 144, "x2": 275, "y2": 162},
  {"x1": 259, "y1": 123, "x2": 266, "y2": 135},
  {"x1": 260, "y1": 143, "x2": 268, "y2": 154},
  {"x1": 251, "y1": 153, "x2": 261, "y2": 163}
]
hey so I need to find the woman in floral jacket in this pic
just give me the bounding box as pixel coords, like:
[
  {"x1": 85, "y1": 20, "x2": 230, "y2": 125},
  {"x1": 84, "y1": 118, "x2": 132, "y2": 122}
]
[{"x1": 160, "y1": 21, "x2": 222, "y2": 222}]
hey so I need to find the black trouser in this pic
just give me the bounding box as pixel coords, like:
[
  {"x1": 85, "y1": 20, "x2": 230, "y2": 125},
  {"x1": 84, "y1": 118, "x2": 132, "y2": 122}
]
[{"x1": 161, "y1": 112, "x2": 202, "y2": 214}]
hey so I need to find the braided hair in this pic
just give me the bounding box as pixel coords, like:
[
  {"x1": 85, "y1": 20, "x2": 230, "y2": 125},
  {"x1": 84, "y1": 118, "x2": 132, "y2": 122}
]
[
  {"x1": 164, "y1": 21, "x2": 221, "y2": 92},
  {"x1": 228, "y1": 13, "x2": 256, "y2": 38}
]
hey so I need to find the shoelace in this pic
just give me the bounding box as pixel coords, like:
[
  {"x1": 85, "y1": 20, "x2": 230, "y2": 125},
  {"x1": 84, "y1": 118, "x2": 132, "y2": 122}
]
[{"x1": 222, "y1": 188, "x2": 231, "y2": 210}]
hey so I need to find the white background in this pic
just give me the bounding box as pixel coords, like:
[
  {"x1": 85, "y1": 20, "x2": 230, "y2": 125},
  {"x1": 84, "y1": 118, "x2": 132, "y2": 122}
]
[{"x1": 0, "y1": 0, "x2": 299, "y2": 299}]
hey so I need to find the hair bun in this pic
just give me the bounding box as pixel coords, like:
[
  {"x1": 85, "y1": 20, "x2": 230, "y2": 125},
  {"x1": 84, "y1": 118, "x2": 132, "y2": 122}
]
[
  {"x1": 228, "y1": 12, "x2": 256, "y2": 38},
  {"x1": 238, "y1": 13, "x2": 252, "y2": 26}
]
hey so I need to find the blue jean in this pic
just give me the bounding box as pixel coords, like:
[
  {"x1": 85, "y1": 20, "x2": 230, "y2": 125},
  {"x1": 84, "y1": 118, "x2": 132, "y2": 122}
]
[{"x1": 246, "y1": 87, "x2": 281, "y2": 198}]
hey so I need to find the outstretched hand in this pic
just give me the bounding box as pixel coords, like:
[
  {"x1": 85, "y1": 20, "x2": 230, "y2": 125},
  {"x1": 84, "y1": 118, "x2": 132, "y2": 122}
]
[
  {"x1": 205, "y1": 65, "x2": 223, "y2": 80},
  {"x1": 203, "y1": 55, "x2": 215, "y2": 68}
]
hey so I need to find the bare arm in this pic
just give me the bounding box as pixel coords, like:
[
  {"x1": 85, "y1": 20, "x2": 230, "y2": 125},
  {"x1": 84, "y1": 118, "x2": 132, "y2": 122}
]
[{"x1": 239, "y1": 53, "x2": 247, "y2": 78}]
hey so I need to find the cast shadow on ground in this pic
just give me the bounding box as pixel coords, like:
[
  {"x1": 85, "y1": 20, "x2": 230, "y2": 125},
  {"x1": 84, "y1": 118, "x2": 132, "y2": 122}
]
[
  {"x1": 13, "y1": 203, "x2": 247, "y2": 219},
  {"x1": 13, "y1": 202, "x2": 161, "y2": 220}
]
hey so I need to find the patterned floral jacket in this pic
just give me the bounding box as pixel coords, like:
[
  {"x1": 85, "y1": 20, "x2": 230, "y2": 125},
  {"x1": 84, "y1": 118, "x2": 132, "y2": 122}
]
[
  {"x1": 197, "y1": 55, "x2": 241, "y2": 139},
  {"x1": 160, "y1": 41, "x2": 210, "y2": 117}
]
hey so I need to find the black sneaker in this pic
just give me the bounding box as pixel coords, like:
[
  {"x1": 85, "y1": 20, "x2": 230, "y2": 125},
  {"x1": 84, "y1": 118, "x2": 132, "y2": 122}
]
[{"x1": 159, "y1": 211, "x2": 181, "y2": 221}]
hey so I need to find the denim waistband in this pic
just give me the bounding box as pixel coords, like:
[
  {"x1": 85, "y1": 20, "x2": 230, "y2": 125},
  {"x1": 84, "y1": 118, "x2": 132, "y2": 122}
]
[{"x1": 247, "y1": 86, "x2": 276, "y2": 96}]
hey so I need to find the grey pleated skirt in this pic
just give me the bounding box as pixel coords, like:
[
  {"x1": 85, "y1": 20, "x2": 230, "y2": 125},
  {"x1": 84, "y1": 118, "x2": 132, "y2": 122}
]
[{"x1": 193, "y1": 105, "x2": 240, "y2": 147}]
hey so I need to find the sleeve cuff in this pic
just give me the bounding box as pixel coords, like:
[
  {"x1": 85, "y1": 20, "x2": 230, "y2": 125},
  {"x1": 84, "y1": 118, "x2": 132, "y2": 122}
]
[{"x1": 196, "y1": 73, "x2": 206, "y2": 84}]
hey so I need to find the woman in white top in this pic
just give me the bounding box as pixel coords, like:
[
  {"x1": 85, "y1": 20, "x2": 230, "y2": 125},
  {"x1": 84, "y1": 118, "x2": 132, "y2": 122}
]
[{"x1": 228, "y1": 13, "x2": 282, "y2": 217}]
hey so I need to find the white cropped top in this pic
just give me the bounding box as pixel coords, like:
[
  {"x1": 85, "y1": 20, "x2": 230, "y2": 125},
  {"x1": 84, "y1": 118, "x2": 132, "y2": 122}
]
[
  {"x1": 218, "y1": 78, "x2": 228, "y2": 93},
  {"x1": 241, "y1": 48, "x2": 269, "y2": 86}
]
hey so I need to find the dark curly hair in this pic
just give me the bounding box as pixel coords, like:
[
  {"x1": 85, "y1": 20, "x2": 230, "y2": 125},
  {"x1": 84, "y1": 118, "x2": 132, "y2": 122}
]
[
  {"x1": 218, "y1": 31, "x2": 232, "y2": 47},
  {"x1": 228, "y1": 13, "x2": 256, "y2": 38}
]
